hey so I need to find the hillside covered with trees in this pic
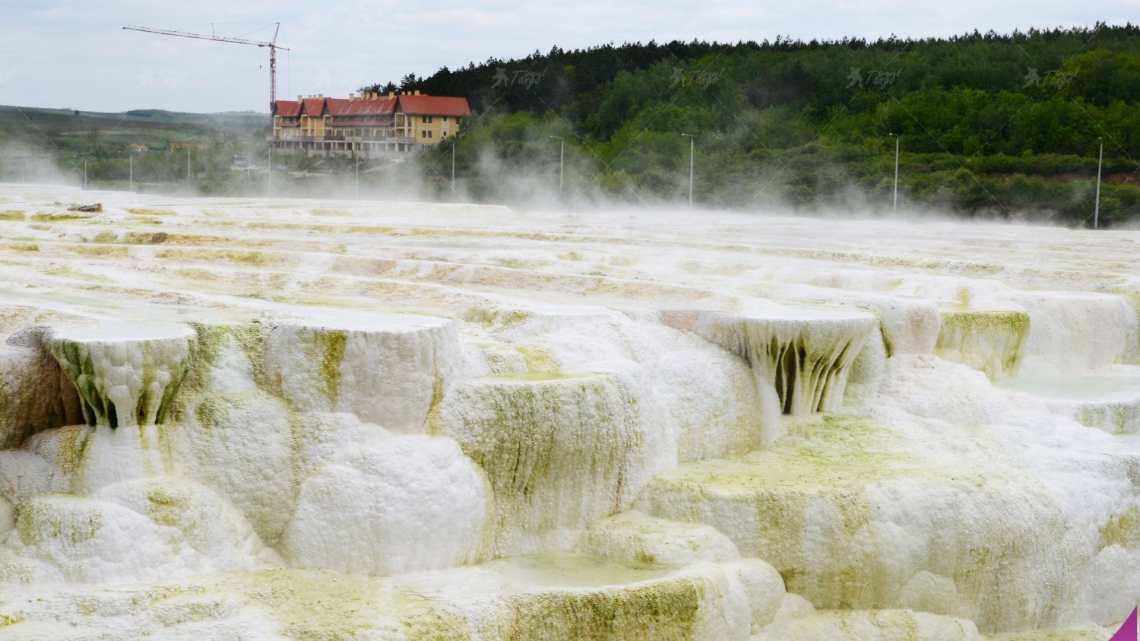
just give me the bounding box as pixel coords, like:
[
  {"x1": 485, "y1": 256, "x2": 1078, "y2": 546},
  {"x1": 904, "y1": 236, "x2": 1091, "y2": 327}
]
[{"x1": 367, "y1": 24, "x2": 1140, "y2": 225}]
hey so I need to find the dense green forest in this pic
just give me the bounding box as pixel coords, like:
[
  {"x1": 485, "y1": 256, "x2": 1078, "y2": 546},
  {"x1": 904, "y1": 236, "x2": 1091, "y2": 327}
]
[{"x1": 368, "y1": 24, "x2": 1140, "y2": 225}]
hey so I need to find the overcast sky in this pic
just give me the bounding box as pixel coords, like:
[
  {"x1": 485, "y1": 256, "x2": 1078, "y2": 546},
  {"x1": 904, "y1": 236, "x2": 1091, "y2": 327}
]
[{"x1": 0, "y1": 1, "x2": 1134, "y2": 113}]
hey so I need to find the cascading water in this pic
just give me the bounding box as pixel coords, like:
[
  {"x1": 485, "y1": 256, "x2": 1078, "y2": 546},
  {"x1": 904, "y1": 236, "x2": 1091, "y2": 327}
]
[{"x1": 0, "y1": 185, "x2": 1139, "y2": 640}]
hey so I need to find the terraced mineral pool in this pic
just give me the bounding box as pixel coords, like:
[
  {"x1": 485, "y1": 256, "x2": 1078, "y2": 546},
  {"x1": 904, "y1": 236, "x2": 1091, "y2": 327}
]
[
  {"x1": 2, "y1": 184, "x2": 1140, "y2": 639},
  {"x1": 1001, "y1": 369, "x2": 1140, "y2": 401},
  {"x1": 1001, "y1": 367, "x2": 1140, "y2": 434}
]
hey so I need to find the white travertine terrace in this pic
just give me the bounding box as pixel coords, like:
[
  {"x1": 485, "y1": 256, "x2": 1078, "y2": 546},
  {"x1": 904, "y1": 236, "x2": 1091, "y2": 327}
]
[
  {"x1": 662, "y1": 309, "x2": 877, "y2": 415},
  {"x1": 0, "y1": 184, "x2": 1139, "y2": 639}
]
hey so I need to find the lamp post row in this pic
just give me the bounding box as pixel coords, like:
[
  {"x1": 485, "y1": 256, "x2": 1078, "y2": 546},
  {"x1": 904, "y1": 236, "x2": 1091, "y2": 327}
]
[
  {"x1": 1094, "y1": 137, "x2": 1103, "y2": 230},
  {"x1": 891, "y1": 133, "x2": 899, "y2": 214},
  {"x1": 681, "y1": 133, "x2": 694, "y2": 208},
  {"x1": 883, "y1": 133, "x2": 1105, "y2": 228},
  {"x1": 259, "y1": 132, "x2": 1107, "y2": 224}
]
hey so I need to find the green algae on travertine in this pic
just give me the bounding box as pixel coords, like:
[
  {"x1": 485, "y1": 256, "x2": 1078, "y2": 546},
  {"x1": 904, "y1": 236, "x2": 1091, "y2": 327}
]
[
  {"x1": 17, "y1": 498, "x2": 103, "y2": 547},
  {"x1": 935, "y1": 310, "x2": 1029, "y2": 381},
  {"x1": 637, "y1": 413, "x2": 1079, "y2": 632},
  {"x1": 433, "y1": 374, "x2": 647, "y2": 559},
  {"x1": 317, "y1": 329, "x2": 348, "y2": 406},
  {"x1": 1100, "y1": 506, "x2": 1140, "y2": 549},
  {"x1": 45, "y1": 326, "x2": 197, "y2": 429}
]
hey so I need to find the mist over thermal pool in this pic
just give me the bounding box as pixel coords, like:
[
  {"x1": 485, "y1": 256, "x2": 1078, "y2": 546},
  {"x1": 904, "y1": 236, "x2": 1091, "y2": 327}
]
[{"x1": 1, "y1": 184, "x2": 1139, "y2": 640}]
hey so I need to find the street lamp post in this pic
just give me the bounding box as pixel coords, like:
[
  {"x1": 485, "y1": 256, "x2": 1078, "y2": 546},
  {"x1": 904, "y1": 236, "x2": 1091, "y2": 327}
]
[
  {"x1": 549, "y1": 136, "x2": 564, "y2": 194},
  {"x1": 681, "y1": 133, "x2": 694, "y2": 207},
  {"x1": 890, "y1": 133, "x2": 900, "y2": 214},
  {"x1": 1094, "y1": 137, "x2": 1103, "y2": 229}
]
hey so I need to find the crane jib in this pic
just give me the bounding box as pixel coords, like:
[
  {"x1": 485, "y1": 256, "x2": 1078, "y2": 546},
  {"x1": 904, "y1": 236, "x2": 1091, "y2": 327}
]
[{"x1": 122, "y1": 23, "x2": 287, "y2": 107}]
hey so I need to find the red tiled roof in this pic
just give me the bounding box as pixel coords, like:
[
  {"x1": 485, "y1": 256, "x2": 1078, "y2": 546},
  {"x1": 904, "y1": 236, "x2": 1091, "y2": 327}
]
[
  {"x1": 275, "y1": 94, "x2": 469, "y2": 119},
  {"x1": 274, "y1": 100, "x2": 301, "y2": 117},
  {"x1": 302, "y1": 98, "x2": 326, "y2": 117},
  {"x1": 327, "y1": 96, "x2": 397, "y2": 116},
  {"x1": 397, "y1": 95, "x2": 471, "y2": 117}
]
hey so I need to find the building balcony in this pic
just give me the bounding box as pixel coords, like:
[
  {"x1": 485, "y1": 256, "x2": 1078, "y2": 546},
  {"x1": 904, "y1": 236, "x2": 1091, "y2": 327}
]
[
  {"x1": 342, "y1": 135, "x2": 415, "y2": 144},
  {"x1": 270, "y1": 135, "x2": 416, "y2": 144}
]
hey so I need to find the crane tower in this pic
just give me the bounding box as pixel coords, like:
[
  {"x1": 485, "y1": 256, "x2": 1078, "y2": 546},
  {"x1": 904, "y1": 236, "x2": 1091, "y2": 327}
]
[{"x1": 123, "y1": 23, "x2": 289, "y2": 110}]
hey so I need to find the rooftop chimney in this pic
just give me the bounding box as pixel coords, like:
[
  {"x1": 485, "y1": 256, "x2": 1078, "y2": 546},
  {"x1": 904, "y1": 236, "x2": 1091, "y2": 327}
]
[
  {"x1": 414, "y1": 90, "x2": 420, "y2": 96},
  {"x1": 388, "y1": 91, "x2": 395, "y2": 98},
  {"x1": 297, "y1": 95, "x2": 303, "y2": 102},
  {"x1": 318, "y1": 94, "x2": 324, "y2": 99},
  {"x1": 349, "y1": 92, "x2": 356, "y2": 101}
]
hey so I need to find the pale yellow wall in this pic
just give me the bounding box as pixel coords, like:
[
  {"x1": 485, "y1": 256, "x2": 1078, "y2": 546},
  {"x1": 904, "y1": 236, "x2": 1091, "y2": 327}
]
[
  {"x1": 407, "y1": 114, "x2": 463, "y2": 145},
  {"x1": 274, "y1": 116, "x2": 301, "y2": 139},
  {"x1": 296, "y1": 115, "x2": 325, "y2": 137}
]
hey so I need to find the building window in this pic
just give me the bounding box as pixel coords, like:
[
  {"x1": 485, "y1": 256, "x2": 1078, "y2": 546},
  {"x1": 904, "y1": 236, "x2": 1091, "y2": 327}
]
[{"x1": 442, "y1": 117, "x2": 448, "y2": 123}]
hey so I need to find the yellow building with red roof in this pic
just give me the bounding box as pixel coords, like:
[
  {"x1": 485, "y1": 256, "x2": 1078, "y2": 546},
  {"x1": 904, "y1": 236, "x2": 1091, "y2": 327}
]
[{"x1": 271, "y1": 90, "x2": 470, "y2": 159}]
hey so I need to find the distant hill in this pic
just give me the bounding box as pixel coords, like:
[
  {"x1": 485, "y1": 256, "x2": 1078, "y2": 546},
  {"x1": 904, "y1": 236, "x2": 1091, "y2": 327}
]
[{"x1": 0, "y1": 105, "x2": 267, "y2": 157}]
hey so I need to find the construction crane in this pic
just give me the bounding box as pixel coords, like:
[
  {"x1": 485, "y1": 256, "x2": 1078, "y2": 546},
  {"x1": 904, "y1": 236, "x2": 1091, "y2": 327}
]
[{"x1": 123, "y1": 23, "x2": 289, "y2": 109}]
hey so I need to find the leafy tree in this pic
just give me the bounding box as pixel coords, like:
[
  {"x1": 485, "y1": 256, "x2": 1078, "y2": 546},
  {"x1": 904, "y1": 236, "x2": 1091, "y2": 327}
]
[{"x1": 85, "y1": 129, "x2": 108, "y2": 161}]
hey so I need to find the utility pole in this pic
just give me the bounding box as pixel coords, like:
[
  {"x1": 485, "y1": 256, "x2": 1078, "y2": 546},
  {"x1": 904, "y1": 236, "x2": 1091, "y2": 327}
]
[
  {"x1": 681, "y1": 133, "x2": 694, "y2": 207},
  {"x1": 891, "y1": 133, "x2": 900, "y2": 214},
  {"x1": 549, "y1": 136, "x2": 564, "y2": 194},
  {"x1": 1094, "y1": 137, "x2": 1103, "y2": 229}
]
